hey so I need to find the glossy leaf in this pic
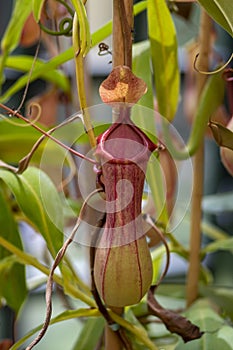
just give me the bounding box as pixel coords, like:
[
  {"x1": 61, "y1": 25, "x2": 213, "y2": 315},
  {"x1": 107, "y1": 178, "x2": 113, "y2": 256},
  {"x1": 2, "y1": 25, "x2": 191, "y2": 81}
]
[
  {"x1": 0, "y1": 187, "x2": 27, "y2": 313},
  {"x1": 197, "y1": 0, "x2": 233, "y2": 37},
  {"x1": 147, "y1": 0, "x2": 179, "y2": 121},
  {"x1": 0, "y1": 167, "x2": 63, "y2": 257},
  {"x1": 72, "y1": 317, "x2": 105, "y2": 350},
  {"x1": 33, "y1": 0, "x2": 45, "y2": 22}
]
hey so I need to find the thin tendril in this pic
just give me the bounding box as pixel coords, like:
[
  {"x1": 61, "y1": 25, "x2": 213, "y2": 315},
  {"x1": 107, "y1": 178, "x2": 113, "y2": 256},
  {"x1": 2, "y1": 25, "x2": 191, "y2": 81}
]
[
  {"x1": 194, "y1": 52, "x2": 233, "y2": 75},
  {"x1": 14, "y1": 33, "x2": 42, "y2": 115},
  {"x1": 0, "y1": 102, "x2": 41, "y2": 127},
  {"x1": 39, "y1": 17, "x2": 73, "y2": 36}
]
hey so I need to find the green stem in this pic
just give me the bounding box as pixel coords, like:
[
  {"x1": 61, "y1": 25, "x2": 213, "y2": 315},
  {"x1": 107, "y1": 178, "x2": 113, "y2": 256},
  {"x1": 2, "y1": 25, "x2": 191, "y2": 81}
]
[{"x1": 72, "y1": 6, "x2": 96, "y2": 148}]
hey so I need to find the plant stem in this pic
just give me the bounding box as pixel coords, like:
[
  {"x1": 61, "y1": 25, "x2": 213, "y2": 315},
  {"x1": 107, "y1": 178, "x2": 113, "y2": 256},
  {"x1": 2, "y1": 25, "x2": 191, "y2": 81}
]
[
  {"x1": 112, "y1": 0, "x2": 133, "y2": 68},
  {"x1": 186, "y1": 9, "x2": 213, "y2": 307},
  {"x1": 72, "y1": 10, "x2": 96, "y2": 148},
  {"x1": 105, "y1": 307, "x2": 124, "y2": 350}
]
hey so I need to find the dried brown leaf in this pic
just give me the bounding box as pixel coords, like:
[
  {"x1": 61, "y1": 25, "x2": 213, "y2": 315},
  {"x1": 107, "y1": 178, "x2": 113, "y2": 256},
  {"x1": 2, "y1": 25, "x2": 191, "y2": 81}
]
[
  {"x1": 147, "y1": 285, "x2": 204, "y2": 343},
  {"x1": 99, "y1": 66, "x2": 147, "y2": 104}
]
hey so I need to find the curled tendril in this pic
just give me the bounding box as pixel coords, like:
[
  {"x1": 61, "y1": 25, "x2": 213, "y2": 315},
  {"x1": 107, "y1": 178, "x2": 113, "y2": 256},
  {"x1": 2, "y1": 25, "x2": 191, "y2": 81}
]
[
  {"x1": 194, "y1": 52, "x2": 233, "y2": 75},
  {"x1": 0, "y1": 102, "x2": 42, "y2": 127},
  {"x1": 39, "y1": 17, "x2": 73, "y2": 36}
]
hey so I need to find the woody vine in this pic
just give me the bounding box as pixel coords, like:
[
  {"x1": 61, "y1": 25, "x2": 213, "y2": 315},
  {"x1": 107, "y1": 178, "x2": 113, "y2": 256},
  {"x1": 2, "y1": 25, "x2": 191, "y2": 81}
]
[{"x1": 0, "y1": 1, "x2": 233, "y2": 350}]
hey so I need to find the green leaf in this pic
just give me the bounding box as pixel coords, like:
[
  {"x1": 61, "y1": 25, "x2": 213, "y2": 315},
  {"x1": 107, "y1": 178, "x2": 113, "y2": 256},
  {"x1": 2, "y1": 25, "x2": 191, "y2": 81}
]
[
  {"x1": 147, "y1": 0, "x2": 180, "y2": 121},
  {"x1": 185, "y1": 299, "x2": 225, "y2": 330},
  {"x1": 72, "y1": 317, "x2": 105, "y2": 350},
  {"x1": 197, "y1": 0, "x2": 233, "y2": 37},
  {"x1": 0, "y1": 55, "x2": 70, "y2": 103},
  {"x1": 0, "y1": 118, "x2": 43, "y2": 163},
  {"x1": 0, "y1": 118, "x2": 70, "y2": 170},
  {"x1": 200, "y1": 286, "x2": 233, "y2": 320},
  {"x1": 131, "y1": 106, "x2": 169, "y2": 227},
  {"x1": 0, "y1": 167, "x2": 63, "y2": 257},
  {"x1": 0, "y1": 0, "x2": 32, "y2": 84},
  {"x1": 33, "y1": 0, "x2": 46, "y2": 22},
  {"x1": 0, "y1": 186, "x2": 27, "y2": 313},
  {"x1": 132, "y1": 42, "x2": 169, "y2": 226},
  {"x1": 6, "y1": 56, "x2": 70, "y2": 92},
  {"x1": 176, "y1": 332, "x2": 233, "y2": 350},
  {"x1": 133, "y1": 40, "x2": 154, "y2": 110},
  {"x1": 216, "y1": 325, "x2": 233, "y2": 349},
  {"x1": 175, "y1": 299, "x2": 233, "y2": 350},
  {"x1": 1, "y1": 0, "x2": 32, "y2": 54},
  {"x1": 187, "y1": 72, "x2": 225, "y2": 156}
]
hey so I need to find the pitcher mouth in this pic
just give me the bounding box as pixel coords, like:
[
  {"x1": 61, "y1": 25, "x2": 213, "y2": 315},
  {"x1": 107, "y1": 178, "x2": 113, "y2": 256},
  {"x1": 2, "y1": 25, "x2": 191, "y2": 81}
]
[{"x1": 95, "y1": 109, "x2": 157, "y2": 164}]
